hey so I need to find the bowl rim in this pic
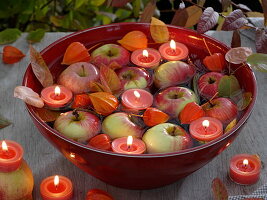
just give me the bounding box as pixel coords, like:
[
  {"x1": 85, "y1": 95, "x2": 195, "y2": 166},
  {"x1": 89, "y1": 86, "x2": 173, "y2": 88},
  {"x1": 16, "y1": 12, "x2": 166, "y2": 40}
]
[{"x1": 23, "y1": 22, "x2": 257, "y2": 158}]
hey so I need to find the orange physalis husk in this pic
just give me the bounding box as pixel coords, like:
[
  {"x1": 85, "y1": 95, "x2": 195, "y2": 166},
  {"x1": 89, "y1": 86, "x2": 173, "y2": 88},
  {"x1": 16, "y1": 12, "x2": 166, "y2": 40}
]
[
  {"x1": 2, "y1": 46, "x2": 25, "y2": 64},
  {"x1": 179, "y1": 102, "x2": 205, "y2": 124},
  {"x1": 203, "y1": 53, "x2": 226, "y2": 72},
  {"x1": 86, "y1": 189, "x2": 114, "y2": 200},
  {"x1": 89, "y1": 92, "x2": 119, "y2": 116},
  {"x1": 33, "y1": 107, "x2": 61, "y2": 122},
  {"x1": 88, "y1": 134, "x2": 111, "y2": 151},
  {"x1": 117, "y1": 31, "x2": 148, "y2": 51},
  {"x1": 61, "y1": 42, "x2": 90, "y2": 65},
  {"x1": 71, "y1": 94, "x2": 92, "y2": 109},
  {"x1": 143, "y1": 107, "x2": 169, "y2": 127}
]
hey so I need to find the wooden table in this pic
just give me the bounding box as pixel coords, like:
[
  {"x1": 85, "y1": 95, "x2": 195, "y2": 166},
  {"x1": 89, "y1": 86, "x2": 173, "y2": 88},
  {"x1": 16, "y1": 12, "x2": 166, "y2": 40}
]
[{"x1": 0, "y1": 30, "x2": 266, "y2": 200}]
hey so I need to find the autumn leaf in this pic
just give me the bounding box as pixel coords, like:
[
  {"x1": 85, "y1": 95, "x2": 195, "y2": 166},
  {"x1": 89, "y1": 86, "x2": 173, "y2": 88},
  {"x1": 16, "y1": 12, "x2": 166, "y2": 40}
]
[
  {"x1": 220, "y1": 0, "x2": 231, "y2": 12},
  {"x1": 111, "y1": 0, "x2": 130, "y2": 7},
  {"x1": 231, "y1": 30, "x2": 241, "y2": 48},
  {"x1": 27, "y1": 29, "x2": 45, "y2": 43},
  {"x1": 33, "y1": 107, "x2": 61, "y2": 122},
  {"x1": 0, "y1": 114, "x2": 12, "y2": 129},
  {"x1": 150, "y1": 17, "x2": 169, "y2": 43},
  {"x1": 29, "y1": 45, "x2": 54, "y2": 87},
  {"x1": 224, "y1": 118, "x2": 237, "y2": 133},
  {"x1": 139, "y1": 0, "x2": 156, "y2": 23},
  {"x1": 184, "y1": 5, "x2": 203, "y2": 28},
  {"x1": 222, "y1": 9, "x2": 248, "y2": 31},
  {"x1": 218, "y1": 75, "x2": 241, "y2": 98},
  {"x1": 247, "y1": 53, "x2": 267, "y2": 72},
  {"x1": 0, "y1": 28, "x2": 21, "y2": 44},
  {"x1": 212, "y1": 178, "x2": 228, "y2": 200},
  {"x1": 225, "y1": 47, "x2": 253, "y2": 64},
  {"x1": 89, "y1": 82, "x2": 106, "y2": 92},
  {"x1": 262, "y1": 0, "x2": 267, "y2": 26},
  {"x1": 255, "y1": 28, "x2": 267, "y2": 54},
  {"x1": 236, "y1": 4, "x2": 251, "y2": 12},
  {"x1": 171, "y1": 8, "x2": 188, "y2": 27},
  {"x1": 197, "y1": 7, "x2": 219, "y2": 34},
  {"x1": 237, "y1": 92, "x2": 252, "y2": 110},
  {"x1": 2, "y1": 46, "x2": 25, "y2": 64}
]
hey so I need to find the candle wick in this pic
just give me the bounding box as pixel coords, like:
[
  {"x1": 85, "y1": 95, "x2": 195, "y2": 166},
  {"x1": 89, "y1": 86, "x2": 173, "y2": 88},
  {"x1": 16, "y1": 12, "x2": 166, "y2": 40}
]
[
  {"x1": 127, "y1": 145, "x2": 131, "y2": 151},
  {"x1": 204, "y1": 126, "x2": 207, "y2": 134}
]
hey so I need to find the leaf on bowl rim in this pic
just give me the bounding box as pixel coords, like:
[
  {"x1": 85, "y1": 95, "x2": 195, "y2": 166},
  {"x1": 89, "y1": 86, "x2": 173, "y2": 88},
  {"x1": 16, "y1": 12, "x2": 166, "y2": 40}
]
[
  {"x1": 197, "y1": 7, "x2": 219, "y2": 34},
  {"x1": 212, "y1": 178, "x2": 228, "y2": 200},
  {"x1": 150, "y1": 17, "x2": 169, "y2": 43}
]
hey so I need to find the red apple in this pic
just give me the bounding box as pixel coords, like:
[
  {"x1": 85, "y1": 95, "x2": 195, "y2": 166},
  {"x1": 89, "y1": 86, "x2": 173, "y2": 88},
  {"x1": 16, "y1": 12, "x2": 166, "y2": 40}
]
[
  {"x1": 142, "y1": 123, "x2": 192, "y2": 153},
  {"x1": 116, "y1": 67, "x2": 152, "y2": 90},
  {"x1": 91, "y1": 44, "x2": 130, "y2": 67},
  {"x1": 198, "y1": 72, "x2": 224, "y2": 99},
  {"x1": 202, "y1": 97, "x2": 238, "y2": 124},
  {"x1": 154, "y1": 61, "x2": 195, "y2": 89},
  {"x1": 54, "y1": 110, "x2": 101, "y2": 142},
  {"x1": 102, "y1": 112, "x2": 144, "y2": 139},
  {"x1": 154, "y1": 87, "x2": 198, "y2": 118},
  {"x1": 57, "y1": 62, "x2": 99, "y2": 94}
]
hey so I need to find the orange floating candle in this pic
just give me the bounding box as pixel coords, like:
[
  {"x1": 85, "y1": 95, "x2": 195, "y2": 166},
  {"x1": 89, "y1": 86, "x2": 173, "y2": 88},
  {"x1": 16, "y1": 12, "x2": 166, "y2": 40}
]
[
  {"x1": 40, "y1": 175, "x2": 73, "y2": 200},
  {"x1": 159, "y1": 40, "x2": 189, "y2": 61},
  {"x1": 112, "y1": 136, "x2": 146, "y2": 154},
  {"x1": 131, "y1": 48, "x2": 161, "y2": 68},
  {"x1": 229, "y1": 154, "x2": 261, "y2": 185}
]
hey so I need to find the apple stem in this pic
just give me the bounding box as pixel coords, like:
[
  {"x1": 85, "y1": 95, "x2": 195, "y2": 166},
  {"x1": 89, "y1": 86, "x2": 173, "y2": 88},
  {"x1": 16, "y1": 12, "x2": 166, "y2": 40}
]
[
  {"x1": 72, "y1": 109, "x2": 80, "y2": 121},
  {"x1": 201, "y1": 92, "x2": 218, "y2": 108},
  {"x1": 87, "y1": 42, "x2": 103, "y2": 52},
  {"x1": 81, "y1": 65, "x2": 85, "y2": 76},
  {"x1": 202, "y1": 38, "x2": 212, "y2": 56}
]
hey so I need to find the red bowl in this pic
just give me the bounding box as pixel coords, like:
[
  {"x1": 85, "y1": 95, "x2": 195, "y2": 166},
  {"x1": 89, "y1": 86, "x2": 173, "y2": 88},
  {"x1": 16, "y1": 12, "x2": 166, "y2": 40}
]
[{"x1": 22, "y1": 23, "x2": 257, "y2": 189}]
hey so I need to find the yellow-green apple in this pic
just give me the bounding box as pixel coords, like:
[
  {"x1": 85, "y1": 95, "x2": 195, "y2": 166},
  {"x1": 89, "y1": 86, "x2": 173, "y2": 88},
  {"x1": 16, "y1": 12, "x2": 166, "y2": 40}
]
[
  {"x1": 116, "y1": 67, "x2": 152, "y2": 90},
  {"x1": 202, "y1": 97, "x2": 238, "y2": 124},
  {"x1": 58, "y1": 62, "x2": 99, "y2": 94},
  {"x1": 102, "y1": 112, "x2": 144, "y2": 139},
  {"x1": 142, "y1": 123, "x2": 192, "y2": 153},
  {"x1": 154, "y1": 61, "x2": 195, "y2": 89},
  {"x1": 91, "y1": 44, "x2": 130, "y2": 67},
  {"x1": 154, "y1": 86, "x2": 198, "y2": 118},
  {"x1": 54, "y1": 110, "x2": 101, "y2": 142},
  {"x1": 198, "y1": 72, "x2": 223, "y2": 98}
]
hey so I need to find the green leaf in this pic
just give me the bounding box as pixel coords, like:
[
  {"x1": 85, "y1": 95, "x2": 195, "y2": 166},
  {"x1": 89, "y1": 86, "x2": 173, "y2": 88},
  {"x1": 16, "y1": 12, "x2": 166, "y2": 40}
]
[
  {"x1": 75, "y1": 0, "x2": 88, "y2": 9},
  {"x1": 237, "y1": 92, "x2": 252, "y2": 111},
  {"x1": 132, "y1": 0, "x2": 141, "y2": 18},
  {"x1": 0, "y1": 28, "x2": 21, "y2": 44},
  {"x1": 218, "y1": 75, "x2": 241, "y2": 97},
  {"x1": 27, "y1": 29, "x2": 45, "y2": 43},
  {"x1": 212, "y1": 178, "x2": 228, "y2": 200},
  {"x1": 115, "y1": 9, "x2": 132, "y2": 20},
  {"x1": 247, "y1": 53, "x2": 267, "y2": 72},
  {"x1": 90, "y1": 0, "x2": 105, "y2": 6},
  {"x1": 0, "y1": 114, "x2": 11, "y2": 129},
  {"x1": 224, "y1": 118, "x2": 237, "y2": 133}
]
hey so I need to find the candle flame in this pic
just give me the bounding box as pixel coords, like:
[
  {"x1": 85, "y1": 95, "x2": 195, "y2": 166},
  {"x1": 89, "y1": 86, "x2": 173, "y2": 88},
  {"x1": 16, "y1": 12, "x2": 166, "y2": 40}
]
[
  {"x1": 55, "y1": 86, "x2": 61, "y2": 96},
  {"x1": 170, "y1": 40, "x2": 176, "y2": 50},
  {"x1": 127, "y1": 136, "x2": 133, "y2": 147},
  {"x1": 202, "y1": 120, "x2": 210, "y2": 128},
  {"x1": 243, "y1": 159, "x2": 249, "y2": 166},
  {"x1": 70, "y1": 153, "x2": 75, "y2": 158},
  {"x1": 54, "y1": 175, "x2": 59, "y2": 187},
  {"x1": 134, "y1": 91, "x2": 141, "y2": 99},
  {"x1": 1, "y1": 141, "x2": 8, "y2": 151},
  {"x1": 142, "y1": 50, "x2": 148, "y2": 57}
]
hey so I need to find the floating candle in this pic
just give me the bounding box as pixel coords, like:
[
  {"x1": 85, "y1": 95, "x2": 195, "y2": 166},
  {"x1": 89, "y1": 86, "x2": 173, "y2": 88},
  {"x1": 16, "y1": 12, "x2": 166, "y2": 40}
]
[
  {"x1": 41, "y1": 85, "x2": 73, "y2": 109},
  {"x1": 131, "y1": 48, "x2": 161, "y2": 68},
  {"x1": 40, "y1": 175, "x2": 73, "y2": 200},
  {"x1": 112, "y1": 136, "x2": 146, "y2": 154},
  {"x1": 189, "y1": 117, "x2": 223, "y2": 142},
  {"x1": 159, "y1": 39, "x2": 189, "y2": 61},
  {"x1": 121, "y1": 89, "x2": 153, "y2": 110},
  {"x1": 229, "y1": 154, "x2": 261, "y2": 185}
]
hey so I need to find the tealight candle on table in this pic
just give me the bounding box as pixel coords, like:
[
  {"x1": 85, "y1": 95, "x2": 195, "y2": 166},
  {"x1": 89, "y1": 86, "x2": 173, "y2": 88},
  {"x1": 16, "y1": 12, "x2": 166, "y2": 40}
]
[
  {"x1": 40, "y1": 175, "x2": 73, "y2": 200},
  {"x1": 159, "y1": 39, "x2": 189, "y2": 61},
  {"x1": 41, "y1": 85, "x2": 73, "y2": 110},
  {"x1": 229, "y1": 154, "x2": 261, "y2": 185},
  {"x1": 131, "y1": 48, "x2": 161, "y2": 68},
  {"x1": 112, "y1": 136, "x2": 146, "y2": 154},
  {"x1": 189, "y1": 117, "x2": 223, "y2": 142}
]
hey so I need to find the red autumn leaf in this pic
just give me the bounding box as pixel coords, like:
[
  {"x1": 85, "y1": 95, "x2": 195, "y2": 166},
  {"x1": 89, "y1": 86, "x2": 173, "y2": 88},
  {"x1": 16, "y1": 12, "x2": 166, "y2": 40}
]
[
  {"x1": 143, "y1": 107, "x2": 169, "y2": 126},
  {"x1": 203, "y1": 53, "x2": 226, "y2": 72},
  {"x1": 197, "y1": 7, "x2": 219, "y2": 34},
  {"x1": 221, "y1": 9, "x2": 248, "y2": 31},
  {"x1": 61, "y1": 42, "x2": 90, "y2": 65},
  {"x1": 212, "y1": 178, "x2": 228, "y2": 200},
  {"x1": 2, "y1": 46, "x2": 25, "y2": 64},
  {"x1": 89, "y1": 92, "x2": 119, "y2": 116},
  {"x1": 179, "y1": 102, "x2": 205, "y2": 124},
  {"x1": 33, "y1": 107, "x2": 61, "y2": 122},
  {"x1": 88, "y1": 134, "x2": 111, "y2": 151},
  {"x1": 86, "y1": 189, "x2": 114, "y2": 200},
  {"x1": 117, "y1": 31, "x2": 148, "y2": 51},
  {"x1": 72, "y1": 94, "x2": 92, "y2": 109},
  {"x1": 100, "y1": 65, "x2": 122, "y2": 94}
]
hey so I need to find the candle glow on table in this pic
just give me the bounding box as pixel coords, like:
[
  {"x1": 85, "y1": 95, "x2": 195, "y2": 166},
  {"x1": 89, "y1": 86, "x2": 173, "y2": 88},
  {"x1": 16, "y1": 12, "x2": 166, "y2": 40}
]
[
  {"x1": 159, "y1": 39, "x2": 189, "y2": 61},
  {"x1": 189, "y1": 117, "x2": 223, "y2": 142},
  {"x1": 131, "y1": 48, "x2": 161, "y2": 68},
  {"x1": 121, "y1": 89, "x2": 153, "y2": 110},
  {"x1": 0, "y1": 140, "x2": 23, "y2": 172},
  {"x1": 229, "y1": 154, "x2": 261, "y2": 185},
  {"x1": 111, "y1": 136, "x2": 146, "y2": 154},
  {"x1": 40, "y1": 175, "x2": 73, "y2": 200},
  {"x1": 41, "y1": 85, "x2": 73, "y2": 109}
]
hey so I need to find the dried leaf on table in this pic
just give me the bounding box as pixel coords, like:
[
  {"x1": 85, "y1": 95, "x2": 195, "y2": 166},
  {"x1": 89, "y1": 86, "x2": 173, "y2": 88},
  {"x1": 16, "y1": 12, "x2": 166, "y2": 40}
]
[
  {"x1": 184, "y1": 5, "x2": 203, "y2": 28},
  {"x1": 150, "y1": 17, "x2": 169, "y2": 43},
  {"x1": 33, "y1": 107, "x2": 61, "y2": 122},
  {"x1": 218, "y1": 75, "x2": 241, "y2": 98},
  {"x1": 29, "y1": 45, "x2": 54, "y2": 87},
  {"x1": 255, "y1": 28, "x2": 267, "y2": 53},
  {"x1": 225, "y1": 47, "x2": 252, "y2": 64},
  {"x1": 231, "y1": 30, "x2": 241, "y2": 48},
  {"x1": 224, "y1": 118, "x2": 237, "y2": 133},
  {"x1": 27, "y1": 29, "x2": 45, "y2": 44},
  {"x1": 14, "y1": 86, "x2": 44, "y2": 108},
  {"x1": 237, "y1": 92, "x2": 252, "y2": 111},
  {"x1": 247, "y1": 53, "x2": 267, "y2": 72},
  {"x1": 0, "y1": 114, "x2": 11, "y2": 129},
  {"x1": 212, "y1": 178, "x2": 228, "y2": 200},
  {"x1": 197, "y1": 7, "x2": 219, "y2": 34},
  {"x1": 222, "y1": 9, "x2": 248, "y2": 31},
  {"x1": 2, "y1": 46, "x2": 25, "y2": 64},
  {"x1": 262, "y1": 0, "x2": 267, "y2": 26},
  {"x1": 139, "y1": 0, "x2": 156, "y2": 23}
]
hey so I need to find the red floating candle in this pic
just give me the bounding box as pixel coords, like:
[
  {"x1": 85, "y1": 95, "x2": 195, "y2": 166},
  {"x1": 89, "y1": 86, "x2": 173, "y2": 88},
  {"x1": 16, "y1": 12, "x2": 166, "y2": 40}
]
[
  {"x1": 121, "y1": 89, "x2": 153, "y2": 110},
  {"x1": 189, "y1": 117, "x2": 223, "y2": 142},
  {"x1": 159, "y1": 40, "x2": 189, "y2": 61},
  {"x1": 40, "y1": 175, "x2": 73, "y2": 200},
  {"x1": 112, "y1": 136, "x2": 146, "y2": 154},
  {"x1": 131, "y1": 48, "x2": 161, "y2": 68},
  {"x1": 41, "y1": 85, "x2": 73, "y2": 109},
  {"x1": 229, "y1": 154, "x2": 261, "y2": 185}
]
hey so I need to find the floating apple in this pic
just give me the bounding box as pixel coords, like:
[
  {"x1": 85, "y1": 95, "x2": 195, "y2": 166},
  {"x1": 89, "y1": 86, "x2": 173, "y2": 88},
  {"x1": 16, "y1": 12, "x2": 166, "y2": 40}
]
[
  {"x1": 154, "y1": 86, "x2": 198, "y2": 118},
  {"x1": 102, "y1": 112, "x2": 144, "y2": 139},
  {"x1": 91, "y1": 44, "x2": 130, "y2": 67},
  {"x1": 116, "y1": 67, "x2": 152, "y2": 90},
  {"x1": 142, "y1": 123, "x2": 192, "y2": 153},
  {"x1": 198, "y1": 72, "x2": 224, "y2": 99},
  {"x1": 54, "y1": 110, "x2": 101, "y2": 142},
  {"x1": 203, "y1": 53, "x2": 226, "y2": 72},
  {"x1": 58, "y1": 62, "x2": 99, "y2": 94},
  {"x1": 202, "y1": 97, "x2": 238, "y2": 124},
  {"x1": 154, "y1": 61, "x2": 195, "y2": 89}
]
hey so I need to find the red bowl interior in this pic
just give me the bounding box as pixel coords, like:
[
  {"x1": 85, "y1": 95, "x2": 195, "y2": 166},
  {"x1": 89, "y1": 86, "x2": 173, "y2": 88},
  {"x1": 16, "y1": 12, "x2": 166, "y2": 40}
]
[{"x1": 22, "y1": 23, "x2": 257, "y2": 189}]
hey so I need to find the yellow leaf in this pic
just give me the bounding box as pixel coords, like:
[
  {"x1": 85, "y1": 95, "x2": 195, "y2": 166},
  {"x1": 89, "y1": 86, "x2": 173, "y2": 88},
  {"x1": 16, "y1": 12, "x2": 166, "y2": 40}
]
[
  {"x1": 246, "y1": 12, "x2": 264, "y2": 17},
  {"x1": 224, "y1": 118, "x2": 237, "y2": 133},
  {"x1": 150, "y1": 17, "x2": 169, "y2": 43},
  {"x1": 184, "y1": 6, "x2": 202, "y2": 28}
]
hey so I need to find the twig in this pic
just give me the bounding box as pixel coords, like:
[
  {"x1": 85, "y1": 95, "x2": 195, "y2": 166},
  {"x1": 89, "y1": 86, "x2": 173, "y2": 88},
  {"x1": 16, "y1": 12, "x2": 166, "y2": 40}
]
[
  {"x1": 202, "y1": 38, "x2": 212, "y2": 56},
  {"x1": 41, "y1": 0, "x2": 54, "y2": 10}
]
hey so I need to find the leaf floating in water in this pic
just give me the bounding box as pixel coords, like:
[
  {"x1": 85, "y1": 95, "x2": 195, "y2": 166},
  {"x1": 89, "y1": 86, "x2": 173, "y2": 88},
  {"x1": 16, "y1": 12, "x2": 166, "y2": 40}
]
[
  {"x1": 33, "y1": 107, "x2": 61, "y2": 122},
  {"x1": 224, "y1": 118, "x2": 237, "y2": 133},
  {"x1": 2, "y1": 46, "x2": 25, "y2": 64},
  {"x1": 218, "y1": 75, "x2": 241, "y2": 98},
  {"x1": 212, "y1": 178, "x2": 228, "y2": 200},
  {"x1": 237, "y1": 92, "x2": 252, "y2": 111},
  {"x1": 150, "y1": 17, "x2": 169, "y2": 43}
]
